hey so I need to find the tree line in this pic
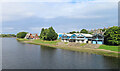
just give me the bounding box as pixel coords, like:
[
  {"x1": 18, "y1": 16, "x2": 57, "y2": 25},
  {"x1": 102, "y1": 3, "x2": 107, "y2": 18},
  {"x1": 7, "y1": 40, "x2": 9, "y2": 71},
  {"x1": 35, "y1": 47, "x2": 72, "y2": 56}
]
[
  {"x1": 0, "y1": 34, "x2": 16, "y2": 37},
  {"x1": 68, "y1": 29, "x2": 89, "y2": 34},
  {"x1": 16, "y1": 26, "x2": 120, "y2": 46}
]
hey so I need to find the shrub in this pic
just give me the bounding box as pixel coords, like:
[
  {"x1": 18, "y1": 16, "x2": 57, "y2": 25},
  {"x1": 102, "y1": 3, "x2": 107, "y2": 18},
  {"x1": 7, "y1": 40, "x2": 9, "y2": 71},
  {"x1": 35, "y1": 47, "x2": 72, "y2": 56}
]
[{"x1": 16, "y1": 32, "x2": 28, "y2": 38}]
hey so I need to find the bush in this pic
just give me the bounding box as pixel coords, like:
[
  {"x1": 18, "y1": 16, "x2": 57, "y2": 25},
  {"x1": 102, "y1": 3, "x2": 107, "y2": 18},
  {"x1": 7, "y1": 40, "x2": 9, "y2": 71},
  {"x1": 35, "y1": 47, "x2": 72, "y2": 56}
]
[
  {"x1": 16, "y1": 32, "x2": 28, "y2": 38},
  {"x1": 104, "y1": 26, "x2": 120, "y2": 46}
]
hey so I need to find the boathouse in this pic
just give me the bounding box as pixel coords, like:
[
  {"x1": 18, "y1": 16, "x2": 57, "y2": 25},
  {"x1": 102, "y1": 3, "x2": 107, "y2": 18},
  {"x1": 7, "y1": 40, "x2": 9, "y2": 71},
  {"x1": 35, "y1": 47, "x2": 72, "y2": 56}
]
[
  {"x1": 92, "y1": 34, "x2": 104, "y2": 44},
  {"x1": 61, "y1": 33, "x2": 93, "y2": 43}
]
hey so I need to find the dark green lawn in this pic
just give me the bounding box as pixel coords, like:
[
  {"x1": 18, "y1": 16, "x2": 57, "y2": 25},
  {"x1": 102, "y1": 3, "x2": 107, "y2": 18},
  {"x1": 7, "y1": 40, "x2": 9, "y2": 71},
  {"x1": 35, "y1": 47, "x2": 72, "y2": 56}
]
[{"x1": 98, "y1": 45, "x2": 119, "y2": 52}]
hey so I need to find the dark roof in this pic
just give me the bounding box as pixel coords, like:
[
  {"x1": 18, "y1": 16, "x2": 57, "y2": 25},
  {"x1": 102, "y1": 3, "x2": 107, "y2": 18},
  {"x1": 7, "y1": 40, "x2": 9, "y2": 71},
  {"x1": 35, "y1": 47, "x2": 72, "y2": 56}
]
[{"x1": 93, "y1": 34, "x2": 104, "y2": 37}]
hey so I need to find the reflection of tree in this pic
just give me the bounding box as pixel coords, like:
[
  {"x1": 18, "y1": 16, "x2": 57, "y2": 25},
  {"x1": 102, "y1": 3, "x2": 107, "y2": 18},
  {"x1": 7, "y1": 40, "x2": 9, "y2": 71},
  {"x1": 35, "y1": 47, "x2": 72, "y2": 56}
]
[
  {"x1": 40, "y1": 45, "x2": 57, "y2": 59},
  {"x1": 103, "y1": 56, "x2": 119, "y2": 69},
  {"x1": 39, "y1": 45, "x2": 59, "y2": 68}
]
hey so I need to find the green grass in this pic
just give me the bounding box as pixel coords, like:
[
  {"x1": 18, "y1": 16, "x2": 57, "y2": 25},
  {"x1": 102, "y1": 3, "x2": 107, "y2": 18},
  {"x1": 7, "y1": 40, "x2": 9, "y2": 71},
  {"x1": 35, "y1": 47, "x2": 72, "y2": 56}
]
[
  {"x1": 64, "y1": 42, "x2": 68, "y2": 44},
  {"x1": 98, "y1": 45, "x2": 119, "y2": 52},
  {"x1": 32, "y1": 39, "x2": 61, "y2": 45},
  {"x1": 16, "y1": 38, "x2": 29, "y2": 41},
  {"x1": 80, "y1": 43, "x2": 86, "y2": 46}
]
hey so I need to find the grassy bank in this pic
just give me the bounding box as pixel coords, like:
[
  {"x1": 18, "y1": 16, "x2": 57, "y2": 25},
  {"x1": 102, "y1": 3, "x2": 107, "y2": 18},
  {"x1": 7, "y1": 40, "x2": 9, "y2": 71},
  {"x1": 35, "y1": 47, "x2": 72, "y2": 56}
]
[
  {"x1": 98, "y1": 45, "x2": 119, "y2": 52},
  {"x1": 33, "y1": 39, "x2": 61, "y2": 45},
  {"x1": 16, "y1": 38, "x2": 29, "y2": 41},
  {"x1": 17, "y1": 38, "x2": 119, "y2": 58}
]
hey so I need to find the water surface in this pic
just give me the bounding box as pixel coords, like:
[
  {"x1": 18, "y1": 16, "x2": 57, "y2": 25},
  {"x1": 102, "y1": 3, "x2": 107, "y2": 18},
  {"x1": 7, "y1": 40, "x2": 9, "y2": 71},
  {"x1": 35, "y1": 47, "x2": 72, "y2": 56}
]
[{"x1": 2, "y1": 38, "x2": 119, "y2": 69}]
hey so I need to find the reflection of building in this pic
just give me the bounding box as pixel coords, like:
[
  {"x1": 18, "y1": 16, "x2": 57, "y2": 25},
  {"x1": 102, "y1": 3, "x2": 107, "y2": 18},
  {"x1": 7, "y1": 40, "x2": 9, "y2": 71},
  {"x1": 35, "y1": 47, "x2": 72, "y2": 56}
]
[
  {"x1": 60, "y1": 33, "x2": 104, "y2": 44},
  {"x1": 24, "y1": 33, "x2": 39, "y2": 39}
]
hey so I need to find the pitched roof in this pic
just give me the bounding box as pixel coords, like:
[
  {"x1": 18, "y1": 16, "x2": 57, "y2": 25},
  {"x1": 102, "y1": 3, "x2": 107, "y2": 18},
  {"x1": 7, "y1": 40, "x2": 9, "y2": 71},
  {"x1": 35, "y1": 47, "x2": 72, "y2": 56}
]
[
  {"x1": 81, "y1": 33, "x2": 93, "y2": 37},
  {"x1": 66, "y1": 34, "x2": 73, "y2": 36},
  {"x1": 32, "y1": 33, "x2": 38, "y2": 36}
]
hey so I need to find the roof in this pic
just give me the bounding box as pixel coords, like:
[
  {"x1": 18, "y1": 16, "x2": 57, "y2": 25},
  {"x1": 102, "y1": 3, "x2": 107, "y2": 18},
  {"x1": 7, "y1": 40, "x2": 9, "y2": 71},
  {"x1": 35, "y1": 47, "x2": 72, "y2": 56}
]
[
  {"x1": 24, "y1": 33, "x2": 32, "y2": 38},
  {"x1": 93, "y1": 34, "x2": 104, "y2": 37},
  {"x1": 32, "y1": 33, "x2": 38, "y2": 36},
  {"x1": 58, "y1": 33, "x2": 64, "y2": 35},
  {"x1": 62, "y1": 33, "x2": 93, "y2": 37},
  {"x1": 81, "y1": 33, "x2": 93, "y2": 37},
  {"x1": 74, "y1": 33, "x2": 93, "y2": 37},
  {"x1": 66, "y1": 34, "x2": 73, "y2": 36}
]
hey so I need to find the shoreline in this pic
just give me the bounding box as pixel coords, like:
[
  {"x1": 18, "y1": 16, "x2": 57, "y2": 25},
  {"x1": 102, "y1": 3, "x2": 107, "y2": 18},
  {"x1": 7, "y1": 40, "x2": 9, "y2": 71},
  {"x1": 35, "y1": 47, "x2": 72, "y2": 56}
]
[{"x1": 17, "y1": 39, "x2": 119, "y2": 58}]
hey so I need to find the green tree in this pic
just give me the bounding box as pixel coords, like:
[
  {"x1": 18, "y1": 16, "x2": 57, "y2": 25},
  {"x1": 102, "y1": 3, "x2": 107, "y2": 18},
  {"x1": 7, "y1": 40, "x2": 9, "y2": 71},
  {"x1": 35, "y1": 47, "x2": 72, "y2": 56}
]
[
  {"x1": 40, "y1": 28, "x2": 44, "y2": 39},
  {"x1": 80, "y1": 29, "x2": 88, "y2": 34},
  {"x1": 47, "y1": 27, "x2": 58, "y2": 41},
  {"x1": 16, "y1": 32, "x2": 28, "y2": 38},
  {"x1": 69, "y1": 31, "x2": 76, "y2": 34},
  {"x1": 77, "y1": 31, "x2": 79, "y2": 33},
  {"x1": 40, "y1": 27, "x2": 58, "y2": 41},
  {"x1": 104, "y1": 26, "x2": 120, "y2": 45}
]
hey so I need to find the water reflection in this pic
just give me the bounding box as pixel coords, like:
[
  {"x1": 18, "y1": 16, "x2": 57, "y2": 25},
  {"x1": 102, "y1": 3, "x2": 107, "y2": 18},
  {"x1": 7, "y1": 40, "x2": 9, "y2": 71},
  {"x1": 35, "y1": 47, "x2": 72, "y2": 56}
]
[{"x1": 2, "y1": 38, "x2": 119, "y2": 69}]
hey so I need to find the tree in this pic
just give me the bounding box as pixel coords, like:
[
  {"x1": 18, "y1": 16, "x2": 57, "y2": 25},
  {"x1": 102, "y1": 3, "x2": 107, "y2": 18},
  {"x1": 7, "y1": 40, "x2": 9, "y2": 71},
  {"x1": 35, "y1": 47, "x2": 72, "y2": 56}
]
[
  {"x1": 77, "y1": 31, "x2": 79, "y2": 33},
  {"x1": 80, "y1": 29, "x2": 88, "y2": 34},
  {"x1": 89, "y1": 32, "x2": 93, "y2": 34},
  {"x1": 40, "y1": 28, "x2": 44, "y2": 39},
  {"x1": 16, "y1": 32, "x2": 28, "y2": 38},
  {"x1": 69, "y1": 31, "x2": 76, "y2": 34},
  {"x1": 0, "y1": 34, "x2": 16, "y2": 37},
  {"x1": 40, "y1": 27, "x2": 58, "y2": 41},
  {"x1": 104, "y1": 26, "x2": 120, "y2": 45}
]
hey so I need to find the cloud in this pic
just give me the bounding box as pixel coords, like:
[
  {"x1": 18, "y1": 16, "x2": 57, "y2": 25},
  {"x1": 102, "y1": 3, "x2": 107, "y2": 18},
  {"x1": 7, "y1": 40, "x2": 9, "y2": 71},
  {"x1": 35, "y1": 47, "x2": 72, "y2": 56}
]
[
  {"x1": 1, "y1": 0, "x2": 119, "y2": 2},
  {"x1": 29, "y1": 27, "x2": 49, "y2": 33},
  {"x1": 2, "y1": 27, "x2": 14, "y2": 33},
  {"x1": 1, "y1": 0, "x2": 118, "y2": 33},
  {"x1": 2, "y1": 1, "x2": 117, "y2": 22}
]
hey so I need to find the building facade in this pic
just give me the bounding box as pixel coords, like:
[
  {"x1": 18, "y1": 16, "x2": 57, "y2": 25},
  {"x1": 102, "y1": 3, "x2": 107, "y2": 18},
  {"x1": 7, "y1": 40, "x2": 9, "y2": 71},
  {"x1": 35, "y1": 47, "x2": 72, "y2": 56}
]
[
  {"x1": 60, "y1": 33, "x2": 104, "y2": 44},
  {"x1": 61, "y1": 33, "x2": 93, "y2": 43},
  {"x1": 92, "y1": 34, "x2": 104, "y2": 44},
  {"x1": 24, "y1": 33, "x2": 40, "y2": 39}
]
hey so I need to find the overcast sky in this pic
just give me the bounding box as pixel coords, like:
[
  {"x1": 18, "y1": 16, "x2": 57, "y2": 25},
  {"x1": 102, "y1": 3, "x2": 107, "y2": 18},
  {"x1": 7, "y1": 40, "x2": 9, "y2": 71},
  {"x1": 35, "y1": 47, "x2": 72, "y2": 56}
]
[{"x1": 0, "y1": 0, "x2": 119, "y2": 34}]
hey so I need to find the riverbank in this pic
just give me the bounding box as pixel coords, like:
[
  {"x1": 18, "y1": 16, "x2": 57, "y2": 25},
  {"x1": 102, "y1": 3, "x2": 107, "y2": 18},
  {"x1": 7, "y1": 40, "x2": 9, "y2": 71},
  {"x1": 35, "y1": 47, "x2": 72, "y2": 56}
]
[{"x1": 17, "y1": 38, "x2": 119, "y2": 58}]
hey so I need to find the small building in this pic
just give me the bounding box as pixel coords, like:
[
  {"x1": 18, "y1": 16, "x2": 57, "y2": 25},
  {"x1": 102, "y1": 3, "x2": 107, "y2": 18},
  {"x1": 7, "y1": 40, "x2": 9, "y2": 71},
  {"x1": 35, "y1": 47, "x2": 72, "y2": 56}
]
[
  {"x1": 32, "y1": 33, "x2": 40, "y2": 39},
  {"x1": 24, "y1": 33, "x2": 33, "y2": 39},
  {"x1": 62, "y1": 34, "x2": 72, "y2": 42},
  {"x1": 92, "y1": 34, "x2": 104, "y2": 44},
  {"x1": 58, "y1": 33, "x2": 64, "y2": 39},
  {"x1": 24, "y1": 33, "x2": 39, "y2": 39}
]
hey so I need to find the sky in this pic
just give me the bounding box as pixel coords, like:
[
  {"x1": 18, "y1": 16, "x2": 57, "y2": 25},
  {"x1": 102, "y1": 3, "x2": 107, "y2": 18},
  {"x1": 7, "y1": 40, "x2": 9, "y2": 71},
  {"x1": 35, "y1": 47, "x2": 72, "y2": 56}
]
[{"x1": 0, "y1": 0, "x2": 119, "y2": 34}]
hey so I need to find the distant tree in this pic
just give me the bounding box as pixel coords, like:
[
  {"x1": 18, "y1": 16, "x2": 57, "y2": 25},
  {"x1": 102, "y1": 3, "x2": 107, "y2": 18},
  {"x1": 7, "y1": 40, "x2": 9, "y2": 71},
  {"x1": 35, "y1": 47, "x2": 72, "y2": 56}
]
[
  {"x1": 16, "y1": 32, "x2": 28, "y2": 38},
  {"x1": 80, "y1": 29, "x2": 88, "y2": 34},
  {"x1": 89, "y1": 32, "x2": 93, "y2": 34},
  {"x1": 104, "y1": 26, "x2": 120, "y2": 45},
  {"x1": 0, "y1": 34, "x2": 16, "y2": 37},
  {"x1": 11, "y1": 34, "x2": 16, "y2": 37},
  {"x1": 77, "y1": 31, "x2": 79, "y2": 33},
  {"x1": 69, "y1": 31, "x2": 76, "y2": 34}
]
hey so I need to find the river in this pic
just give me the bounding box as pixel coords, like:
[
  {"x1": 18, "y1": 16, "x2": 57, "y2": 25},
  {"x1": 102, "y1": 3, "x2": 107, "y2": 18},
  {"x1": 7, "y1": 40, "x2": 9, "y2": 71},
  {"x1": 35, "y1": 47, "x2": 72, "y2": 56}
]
[{"x1": 2, "y1": 38, "x2": 119, "y2": 69}]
